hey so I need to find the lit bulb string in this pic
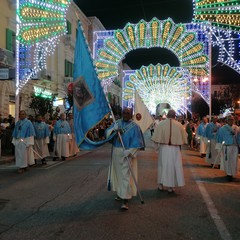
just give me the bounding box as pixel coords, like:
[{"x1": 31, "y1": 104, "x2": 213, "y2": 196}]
[
  {"x1": 94, "y1": 18, "x2": 209, "y2": 84},
  {"x1": 17, "y1": 0, "x2": 71, "y2": 90}
]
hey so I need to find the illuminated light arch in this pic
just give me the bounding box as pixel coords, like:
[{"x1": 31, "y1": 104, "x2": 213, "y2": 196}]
[
  {"x1": 94, "y1": 18, "x2": 209, "y2": 85},
  {"x1": 193, "y1": 0, "x2": 240, "y2": 74},
  {"x1": 122, "y1": 64, "x2": 193, "y2": 114},
  {"x1": 193, "y1": 0, "x2": 240, "y2": 32},
  {"x1": 16, "y1": 0, "x2": 71, "y2": 90}
]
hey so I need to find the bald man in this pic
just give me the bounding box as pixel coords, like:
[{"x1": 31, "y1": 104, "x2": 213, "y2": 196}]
[{"x1": 152, "y1": 110, "x2": 188, "y2": 193}]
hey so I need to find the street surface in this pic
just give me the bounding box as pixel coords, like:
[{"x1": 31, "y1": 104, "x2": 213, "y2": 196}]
[{"x1": 0, "y1": 131, "x2": 239, "y2": 240}]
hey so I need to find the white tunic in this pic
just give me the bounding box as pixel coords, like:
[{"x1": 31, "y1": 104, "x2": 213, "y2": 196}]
[
  {"x1": 108, "y1": 147, "x2": 137, "y2": 199},
  {"x1": 205, "y1": 139, "x2": 220, "y2": 164},
  {"x1": 34, "y1": 137, "x2": 50, "y2": 159},
  {"x1": 157, "y1": 145, "x2": 185, "y2": 187},
  {"x1": 12, "y1": 137, "x2": 35, "y2": 168},
  {"x1": 55, "y1": 134, "x2": 71, "y2": 158}
]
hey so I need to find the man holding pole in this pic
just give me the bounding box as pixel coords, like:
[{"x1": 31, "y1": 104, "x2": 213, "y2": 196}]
[
  {"x1": 107, "y1": 108, "x2": 145, "y2": 210},
  {"x1": 12, "y1": 110, "x2": 36, "y2": 173},
  {"x1": 216, "y1": 115, "x2": 240, "y2": 181}
]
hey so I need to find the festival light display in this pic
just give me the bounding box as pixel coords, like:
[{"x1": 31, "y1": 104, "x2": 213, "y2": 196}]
[
  {"x1": 94, "y1": 18, "x2": 209, "y2": 85},
  {"x1": 16, "y1": 0, "x2": 71, "y2": 90},
  {"x1": 122, "y1": 64, "x2": 192, "y2": 114},
  {"x1": 94, "y1": 18, "x2": 211, "y2": 111},
  {"x1": 193, "y1": 0, "x2": 240, "y2": 32},
  {"x1": 193, "y1": 0, "x2": 240, "y2": 74}
]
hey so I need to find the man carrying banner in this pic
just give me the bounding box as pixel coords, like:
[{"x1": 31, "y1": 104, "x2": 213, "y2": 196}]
[{"x1": 107, "y1": 108, "x2": 145, "y2": 210}]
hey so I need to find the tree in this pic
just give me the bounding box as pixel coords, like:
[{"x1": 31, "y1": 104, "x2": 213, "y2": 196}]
[{"x1": 29, "y1": 94, "x2": 54, "y2": 118}]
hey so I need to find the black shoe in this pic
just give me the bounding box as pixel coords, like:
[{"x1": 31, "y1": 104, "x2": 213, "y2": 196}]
[
  {"x1": 41, "y1": 158, "x2": 47, "y2": 165},
  {"x1": 226, "y1": 175, "x2": 233, "y2": 181},
  {"x1": 61, "y1": 157, "x2": 66, "y2": 161},
  {"x1": 53, "y1": 157, "x2": 58, "y2": 161}
]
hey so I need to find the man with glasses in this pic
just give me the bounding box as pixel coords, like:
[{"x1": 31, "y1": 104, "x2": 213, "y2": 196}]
[{"x1": 107, "y1": 108, "x2": 145, "y2": 210}]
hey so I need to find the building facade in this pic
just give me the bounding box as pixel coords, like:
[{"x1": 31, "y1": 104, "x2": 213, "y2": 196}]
[{"x1": 0, "y1": 0, "x2": 122, "y2": 119}]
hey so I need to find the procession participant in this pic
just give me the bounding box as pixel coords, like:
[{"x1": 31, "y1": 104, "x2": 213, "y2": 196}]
[
  {"x1": 53, "y1": 113, "x2": 71, "y2": 161},
  {"x1": 152, "y1": 110, "x2": 188, "y2": 193},
  {"x1": 33, "y1": 114, "x2": 50, "y2": 165},
  {"x1": 216, "y1": 115, "x2": 240, "y2": 181},
  {"x1": 205, "y1": 116, "x2": 221, "y2": 167},
  {"x1": 12, "y1": 110, "x2": 36, "y2": 173},
  {"x1": 68, "y1": 113, "x2": 79, "y2": 157},
  {"x1": 106, "y1": 108, "x2": 145, "y2": 210},
  {"x1": 196, "y1": 116, "x2": 208, "y2": 157}
]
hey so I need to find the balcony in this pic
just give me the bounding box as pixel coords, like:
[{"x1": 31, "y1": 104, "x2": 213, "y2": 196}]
[
  {"x1": 64, "y1": 35, "x2": 76, "y2": 48},
  {"x1": 0, "y1": 48, "x2": 14, "y2": 68}
]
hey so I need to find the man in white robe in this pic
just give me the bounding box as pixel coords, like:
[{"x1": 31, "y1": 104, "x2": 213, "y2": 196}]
[
  {"x1": 216, "y1": 115, "x2": 240, "y2": 181},
  {"x1": 53, "y1": 113, "x2": 71, "y2": 161},
  {"x1": 205, "y1": 116, "x2": 221, "y2": 166},
  {"x1": 152, "y1": 110, "x2": 188, "y2": 193},
  {"x1": 33, "y1": 114, "x2": 50, "y2": 165},
  {"x1": 12, "y1": 110, "x2": 36, "y2": 173},
  {"x1": 107, "y1": 108, "x2": 145, "y2": 210},
  {"x1": 68, "y1": 113, "x2": 79, "y2": 157},
  {"x1": 196, "y1": 117, "x2": 208, "y2": 158}
]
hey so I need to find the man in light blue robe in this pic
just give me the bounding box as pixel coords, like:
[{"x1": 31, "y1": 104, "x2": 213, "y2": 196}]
[
  {"x1": 33, "y1": 114, "x2": 50, "y2": 165},
  {"x1": 196, "y1": 117, "x2": 208, "y2": 157},
  {"x1": 205, "y1": 116, "x2": 221, "y2": 166},
  {"x1": 53, "y1": 113, "x2": 71, "y2": 160},
  {"x1": 12, "y1": 110, "x2": 36, "y2": 173},
  {"x1": 216, "y1": 115, "x2": 240, "y2": 181},
  {"x1": 107, "y1": 108, "x2": 145, "y2": 210}
]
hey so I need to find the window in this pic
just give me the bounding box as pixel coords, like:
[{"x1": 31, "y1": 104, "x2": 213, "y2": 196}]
[
  {"x1": 6, "y1": 28, "x2": 15, "y2": 52},
  {"x1": 66, "y1": 20, "x2": 72, "y2": 35},
  {"x1": 65, "y1": 60, "x2": 73, "y2": 77}
]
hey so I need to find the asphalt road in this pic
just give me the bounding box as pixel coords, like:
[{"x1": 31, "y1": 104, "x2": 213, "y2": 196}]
[{"x1": 0, "y1": 131, "x2": 239, "y2": 240}]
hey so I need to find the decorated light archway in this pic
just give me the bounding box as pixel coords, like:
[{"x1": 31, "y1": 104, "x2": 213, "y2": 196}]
[
  {"x1": 94, "y1": 18, "x2": 211, "y2": 113},
  {"x1": 16, "y1": 0, "x2": 71, "y2": 91},
  {"x1": 193, "y1": 0, "x2": 240, "y2": 73},
  {"x1": 122, "y1": 64, "x2": 192, "y2": 114}
]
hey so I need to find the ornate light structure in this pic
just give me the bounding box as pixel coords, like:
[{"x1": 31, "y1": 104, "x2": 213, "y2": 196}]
[
  {"x1": 193, "y1": 0, "x2": 240, "y2": 32},
  {"x1": 193, "y1": 0, "x2": 240, "y2": 74},
  {"x1": 122, "y1": 64, "x2": 192, "y2": 114},
  {"x1": 16, "y1": 0, "x2": 71, "y2": 90},
  {"x1": 93, "y1": 18, "x2": 211, "y2": 113},
  {"x1": 94, "y1": 18, "x2": 209, "y2": 85}
]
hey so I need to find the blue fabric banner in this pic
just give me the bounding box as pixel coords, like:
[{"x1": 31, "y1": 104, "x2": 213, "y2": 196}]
[{"x1": 73, "y1": 22, "x2": 110, "y2": 150}]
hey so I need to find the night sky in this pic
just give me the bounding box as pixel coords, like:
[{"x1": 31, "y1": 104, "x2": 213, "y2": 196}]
[{"x1": 74, "y1": 0, "x2": 240, "y2": 85}]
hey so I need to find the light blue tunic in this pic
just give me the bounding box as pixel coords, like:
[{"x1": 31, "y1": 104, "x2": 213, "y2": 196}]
[
  {"x1": 110, "y1": 120, "x2": 145, "y2": 149},
  {"x1": 216, "y1": 125, "x2": 240, "y2": 145},
  {"x1": 12, "y1": 119, "x2": 35, "y2": 139},
  {"x1": 196, "y1": 122, "x2": 207, "y2": 137},
  {"x1": 54, "y1": 120, "x2": 71, "y2": 135},
  {"x1": 205, "y1": 122, "x2": 220, "y2": 140},
  {"x1": 33, "y1": 122, "x2": 50, "y2": 139}
]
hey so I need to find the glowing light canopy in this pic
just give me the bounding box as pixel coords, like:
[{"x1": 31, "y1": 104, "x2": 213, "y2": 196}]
[
  {"x1": 16, "y1": 0, "x2": 71, "y2": 90},
  {"x1": 122, "y1": 64, "x2": 192, "y2": 114},
  {"x1": 94, "y1": 18, "x2": 209, "y2": 85}
]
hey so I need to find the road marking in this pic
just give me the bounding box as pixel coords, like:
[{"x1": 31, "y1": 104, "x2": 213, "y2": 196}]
[
  {"x1": 186, "y1": 158, "x2": 233, "y2": 240},
  {"x1": 196, "y1": 180, "x2": 240, "y2": 187}
]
